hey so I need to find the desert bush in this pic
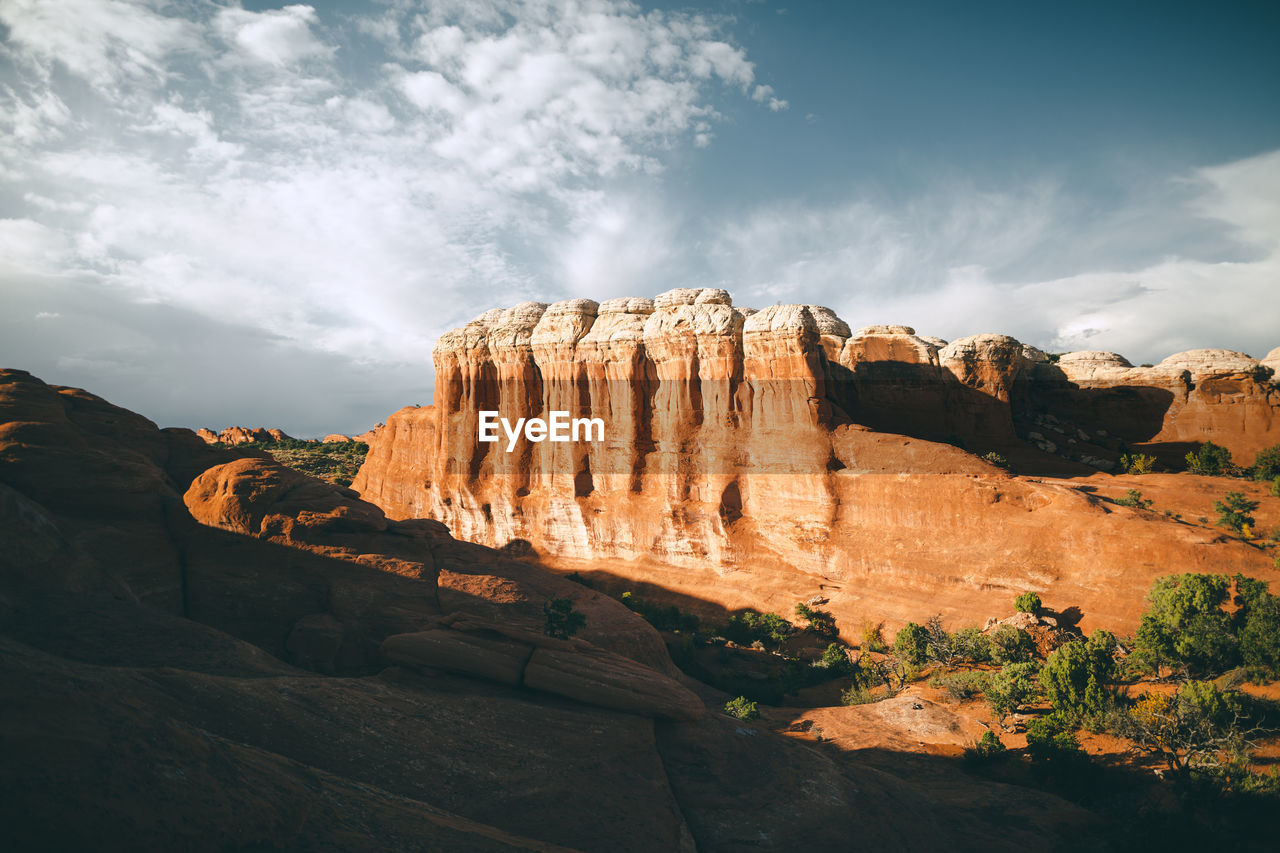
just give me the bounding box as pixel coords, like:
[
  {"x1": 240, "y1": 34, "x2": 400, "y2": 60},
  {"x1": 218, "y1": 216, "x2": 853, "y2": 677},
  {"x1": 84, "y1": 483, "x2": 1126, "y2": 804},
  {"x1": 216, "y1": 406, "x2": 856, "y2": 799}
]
[
  {"x1": 981, "y1": 451, "x2": 1009, "y2": 469},
  {"x1": 1134, "y1": 574, "x2": 1237, "y2": 677},
  {"x1": 1252, "y1": 444, "x2": 1280, "y2": 481},
  {"x1": 1115, "y1": 489, "x2": 1153, "y2": 509},
  {"x1": 1025, "y1": 712, "x2": 1088, "y2": 766},
  {"x1": 893, "y1": 621, "x2": 930, "y2": 666},
  {"x1": 952, "y1": 626, "x2": 992, "y2": 664},
  {"x1": 985, "y1": 661, "x2": 1042, "y2": 724},
  {"x1": 932, "y1": 670, "x2": 988, "y2": 701},
  {"x1": 723, "y1": 696, "x2": 760, "y2": 720},
  {"x1": 964, "y1": 730, "x2": 1008, "y2": 763},
  {"x1": 814, "y1": 642, "x2": 856, "y2": 677},
  {"x1": 858, "y1": 654, "x2": 918, "y2": 695},
  {"x1": 1186, "y1": 441, "x2": 1232, "y2": 476},
  {"x1": 1015, "y1": 591, "x2": 1042, "y2": 615},
  {"x1": 1215, "y1": 491, "x2": 1259, "y2": 535},
  {"x1": 990, "y1": 625, "x2": 1036, "y2": 664},
  {"x1": 1117, "y1": 681, "x2": 1255, "y2": 777},
  {"x1": 840, "y1": 684, "x2": 883, "y2": 706},
  {"x1": 794, "y1": 602, "x2": 838, "y2": 639},
  {"x1": 1235, "y1": 575, "x2": 1280, "y2": 677},
  {"x1": 922, "y1": 615, "x2": 961, "y2": 666},
  {"x1": 860, "y1": 620, "x2": 888, "y2": 653},
  {"x1": 543, "y1": 598, "x2": 586, "y2": 639},
  {"x1": 1039, "y1": 631, "x2": 1118, "y2": 724},
  {"x1": 722, "y1": 610, "x2": 791, "y2": 649},
  {"x1": 1119, "y1": 452, "x2": 1156, "y2": 475}
]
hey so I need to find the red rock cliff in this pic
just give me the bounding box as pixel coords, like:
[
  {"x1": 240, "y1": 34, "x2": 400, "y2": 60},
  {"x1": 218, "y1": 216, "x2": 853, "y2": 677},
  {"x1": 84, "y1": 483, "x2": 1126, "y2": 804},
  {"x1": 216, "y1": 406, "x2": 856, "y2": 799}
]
[{"x1": 353, "y1": 289, "x2": 1280, "y2": 634}]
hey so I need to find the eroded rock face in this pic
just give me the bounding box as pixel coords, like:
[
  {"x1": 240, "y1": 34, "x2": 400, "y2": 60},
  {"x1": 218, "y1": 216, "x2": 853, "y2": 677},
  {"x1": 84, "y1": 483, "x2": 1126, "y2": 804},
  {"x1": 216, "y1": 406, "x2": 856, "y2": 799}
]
[
  {"x1": 1021, "y1": 347, "x2": 1280, "y2": 466},
  {"x1": 353, "y1": 291, "x2": 1280, "y2": 635}
]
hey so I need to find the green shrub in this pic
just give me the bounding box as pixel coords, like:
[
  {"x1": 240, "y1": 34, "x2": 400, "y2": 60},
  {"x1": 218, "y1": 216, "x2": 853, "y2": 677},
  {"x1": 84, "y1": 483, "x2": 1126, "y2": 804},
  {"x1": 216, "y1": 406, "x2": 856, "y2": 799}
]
[
  {"x1": 1015, "y1": 591, "x2": 1042, "y2": 615},
  {"x1": 893, "y1": 621, "x2": 930, "y2": 666},
  {"x1": 722, "y1": 610, "x2": 791, "y2": 649},
  {"x1": 985, "y1": 661, "x2": 1041, "y2": 724},
  {"x1": 1252, "y1": 444, "x2": 1280, "y2": 481},
  {"x1": 860, "y1": 620, "x2": 888, "y2": 653},
  {"x1": 543, "y1": 598, "x2": 586, "y2": 639},
  {"x1": 933, "y1": 670, "x2": 988, "y2": 701},
  {"x1": 965, "y1": 730, "x2": 1008, "y2": 762},
  {"x1": 794, "y1": 602, "x2": 838, "y2": 639},
  {"x1": 990, "y1": 625, "x2": 1036, "y2": 664},
  {"x1": 1039, "y1": 631, "x2": 1117, "y2": 724},
  {"x1": 815, "y1": 643, "x2": 855, "y2": 677},
  {"x1": 952, "y1": 626, "x2": 992, "y2": 664},
  {"x1": 840, "y1": 684, "x2": 883, "y2": 706},
  {"x1": 1185, "y1": 441, "x2": 1232, "y2": 476},
  {"x1": 1115, "y1": 489, "x2": 1153, "y2": 509},
  {"x1": 1119, "y1": 681, "x2": 1250, "y2": 777},
  {"x1": 723, "y1": 696, "x2": 760, "y2": 720},
  {"x1": 922, "y1": 615, "x2": 960, "y2": 666},
  {"x1": 1025, "y1": 712, "x2": 1087, "y2": 765},
  {"x1": 1235, "y1": 575, "x2": 1280, "y2": 676},
  {"x1": 1134, "y1": 574, "x2": 1237, "y2": 677},
  {"x1": 1119, "y1": 452, "x2": 1156, "y2": 475},
  {"x1": 1214, "y1": 491, "x2": 1259, "y2": 535},
  {"x1": 981, "y1": 451, "x2": 1009, "y2": 469}
]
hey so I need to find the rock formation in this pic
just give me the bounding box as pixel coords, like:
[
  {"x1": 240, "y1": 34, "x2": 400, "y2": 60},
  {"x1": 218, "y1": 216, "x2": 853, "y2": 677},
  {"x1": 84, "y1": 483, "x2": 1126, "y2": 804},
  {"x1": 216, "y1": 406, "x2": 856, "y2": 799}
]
[
  {"x1": 354, "y1": 289, "x2": 1280, "y2": 636},
  {"x1": 197, "y1": 425, "x2": 293, "y2": 444},
  {"x1": 9, "y1": 367, "x2": 1109, "y2": 850}
]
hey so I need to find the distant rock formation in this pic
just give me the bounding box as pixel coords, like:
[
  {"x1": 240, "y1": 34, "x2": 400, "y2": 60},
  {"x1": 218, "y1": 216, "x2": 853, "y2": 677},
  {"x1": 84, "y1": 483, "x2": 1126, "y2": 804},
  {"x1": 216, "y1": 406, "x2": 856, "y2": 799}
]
[
  {"x1": 354, "y1": 289, "x2": 1280, "y2": 635},
  {"x1": 196, "y1": 425, "x2": 293, "y2": 445}
]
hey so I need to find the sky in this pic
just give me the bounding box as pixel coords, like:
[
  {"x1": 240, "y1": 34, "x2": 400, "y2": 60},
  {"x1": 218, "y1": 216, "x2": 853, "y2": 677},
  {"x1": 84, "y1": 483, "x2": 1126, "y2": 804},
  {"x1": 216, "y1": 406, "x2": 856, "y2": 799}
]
[{"x1": 1, "y1": 0, "x2": 1278, "y2": 436}]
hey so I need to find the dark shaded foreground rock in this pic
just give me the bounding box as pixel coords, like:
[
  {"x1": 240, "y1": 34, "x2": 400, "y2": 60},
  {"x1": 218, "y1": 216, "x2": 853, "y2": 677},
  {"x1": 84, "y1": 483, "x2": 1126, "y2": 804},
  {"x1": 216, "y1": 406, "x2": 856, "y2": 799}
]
[
  {"x1": 0, "y1": 368, "x2": 1098, "y2": 851},
  {"x1": 382, "y1": 622, "x2": 706, "y2": 720}
]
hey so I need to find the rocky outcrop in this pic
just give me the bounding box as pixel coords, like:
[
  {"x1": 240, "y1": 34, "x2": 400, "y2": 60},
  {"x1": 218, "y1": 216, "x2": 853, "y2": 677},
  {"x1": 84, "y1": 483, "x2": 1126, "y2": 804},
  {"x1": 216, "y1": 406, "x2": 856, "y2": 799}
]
[
  {"x1": 4, "y1": 366, "x2": 1124, "y2": 851},
  {"x1": 354, "y1": 290, "x2": 1280, "y2": 636},
  {"x1": 1022, "y1": 347, "x2": 1279, "y2": 466},
  {"x1": 197, "y1": 426, "x2": 293, "y2": 444},
  {"x1": 382, "y1": 617, "x2": 705, "y2": 720}
]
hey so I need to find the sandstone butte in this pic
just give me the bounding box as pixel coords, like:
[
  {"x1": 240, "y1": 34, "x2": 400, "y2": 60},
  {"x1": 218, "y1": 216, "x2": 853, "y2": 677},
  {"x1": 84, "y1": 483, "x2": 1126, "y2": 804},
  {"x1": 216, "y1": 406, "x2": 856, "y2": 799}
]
[
  {"x1": 196, "y1": 426, "x2": 381, "y2": 444},
  {"x1": 1, "y1": 366, "x2": 1113, "y2": 849},
  {"x1": 352, "y1": 288, "x2": 1280, "y2": 637},
  {"x1": 196, "y1": 425, "x2": 293, "y2": 445}
]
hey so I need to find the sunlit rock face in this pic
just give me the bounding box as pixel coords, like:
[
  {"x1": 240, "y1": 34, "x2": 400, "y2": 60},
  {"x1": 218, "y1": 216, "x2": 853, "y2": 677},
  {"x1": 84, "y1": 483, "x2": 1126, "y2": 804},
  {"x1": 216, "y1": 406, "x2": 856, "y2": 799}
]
[{"x1": 353, "y1": 290, "x2": 1280, "y2": 635}]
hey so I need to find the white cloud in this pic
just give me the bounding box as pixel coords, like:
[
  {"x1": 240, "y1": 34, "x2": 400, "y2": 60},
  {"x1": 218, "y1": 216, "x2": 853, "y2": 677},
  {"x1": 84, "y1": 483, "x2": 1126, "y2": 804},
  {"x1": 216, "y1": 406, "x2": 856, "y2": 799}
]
[
  {"x1": 0, "y1": 218, "x2": 72, "y2": 275},
  {"x1": 215, "y1": 4, "x2": 334, "y2": 68},
  {"x1": 0, "y1": 0, "x2": 201, "y2": 91},
  {"x1": 705, "y1": 151, "x2": 1280, "y2": 364},
  {"x1": 751, "y1": 83, "x2": 787, "y2": 111},
  {"x1": 0, "y1": 0, "x2": 776, "y2": 377}
]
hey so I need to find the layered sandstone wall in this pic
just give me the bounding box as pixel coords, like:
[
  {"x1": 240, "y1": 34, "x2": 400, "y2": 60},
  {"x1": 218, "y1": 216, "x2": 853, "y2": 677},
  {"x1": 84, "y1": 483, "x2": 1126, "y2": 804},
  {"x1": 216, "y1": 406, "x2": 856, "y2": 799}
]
[{"x1": 353, "y1": 289, "x2": 1280, "y2": 633}]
